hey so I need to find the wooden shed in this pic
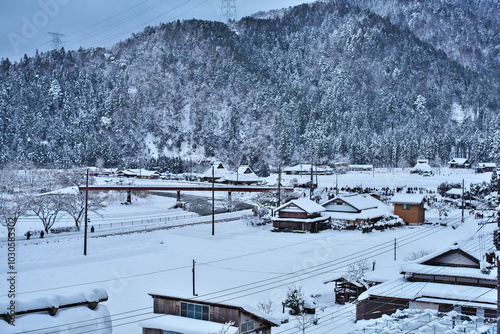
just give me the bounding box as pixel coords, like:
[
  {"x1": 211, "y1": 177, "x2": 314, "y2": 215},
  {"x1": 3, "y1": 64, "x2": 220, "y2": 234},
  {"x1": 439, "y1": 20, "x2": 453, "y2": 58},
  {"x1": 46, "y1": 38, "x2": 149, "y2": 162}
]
[
  {"x1": 142, "y1": 294, "x2": 279, "y2": 334},
  {"x1": 390, "y1": 194, "x2": 425, "y2": 225}
]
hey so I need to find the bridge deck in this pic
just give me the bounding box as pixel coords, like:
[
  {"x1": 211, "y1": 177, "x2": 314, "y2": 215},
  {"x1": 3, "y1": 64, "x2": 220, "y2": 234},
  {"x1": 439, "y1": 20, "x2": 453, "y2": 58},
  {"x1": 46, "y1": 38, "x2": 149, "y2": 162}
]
[{"x1": 79, "y1": 184, "x2": 290, "y2": 192}]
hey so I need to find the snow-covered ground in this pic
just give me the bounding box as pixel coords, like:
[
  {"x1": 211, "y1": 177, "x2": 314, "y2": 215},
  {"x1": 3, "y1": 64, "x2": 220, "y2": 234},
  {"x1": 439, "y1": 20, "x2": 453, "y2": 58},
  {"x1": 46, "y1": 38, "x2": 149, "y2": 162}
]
[{"x1": 0, "y1": 168, "x2": 496, "y2": 333}]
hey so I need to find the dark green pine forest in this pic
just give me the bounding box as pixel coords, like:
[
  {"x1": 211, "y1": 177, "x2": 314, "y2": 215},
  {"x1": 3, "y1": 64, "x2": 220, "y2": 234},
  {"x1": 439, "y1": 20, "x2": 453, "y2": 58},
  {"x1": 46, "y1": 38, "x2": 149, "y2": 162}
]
[{"x1": 0, "y1": 0, "x2": 499, "y2": 174}]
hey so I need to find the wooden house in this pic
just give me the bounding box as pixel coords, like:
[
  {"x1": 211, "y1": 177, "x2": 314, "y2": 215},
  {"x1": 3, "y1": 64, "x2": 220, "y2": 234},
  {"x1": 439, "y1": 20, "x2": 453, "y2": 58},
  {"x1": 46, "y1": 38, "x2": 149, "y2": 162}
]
[
  {"x1": 199, "y1": 162, "x2": 260, "y2": 185},
  {"x1": 223, "y1": 165, "x2": 260, "y2": 185},
  {"x1": 356, "y1": 241, "x2": 496, "y2": 321},
  {"x1": 139, "y1": 294, "x2": 279, "y2": 334},
  {"x1": 321, "y1": 194, "x2": 392, "y2": 226},
  {"x1": 447, "y1": 158, "x2": 470, "y2": 169},
  {"x1": 324, "y1": 275, "x2": 369, "y2": 305},
  {"x1": 199, "y1": 161, "x2": 233, "y2": 183},
  {"x1": 409, "y1": 159, "x2": 432, "y2": 174},
  {"x1": 271, "y1": 197, "x2": 330, "y2": 232},
  {"x1": 476, "y1": 162, "x2": 497, "y2": 173},
  {"x1": 390, "y1": 194, "x2": 425, "y2": 225},
  {"x1": 445, "y1": 187, "x2": 463, "y2": 199},
  {"x1": 348, "y1": 164, "x2": 374, "y2": 171}
]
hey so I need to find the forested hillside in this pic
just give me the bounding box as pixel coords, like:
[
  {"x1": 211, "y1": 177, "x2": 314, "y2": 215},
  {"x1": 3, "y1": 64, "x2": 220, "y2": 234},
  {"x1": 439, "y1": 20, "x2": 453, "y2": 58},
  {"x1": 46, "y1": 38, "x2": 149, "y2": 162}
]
[{"x1": 0, "y1": 0, "x2": 498, "y2": 173}]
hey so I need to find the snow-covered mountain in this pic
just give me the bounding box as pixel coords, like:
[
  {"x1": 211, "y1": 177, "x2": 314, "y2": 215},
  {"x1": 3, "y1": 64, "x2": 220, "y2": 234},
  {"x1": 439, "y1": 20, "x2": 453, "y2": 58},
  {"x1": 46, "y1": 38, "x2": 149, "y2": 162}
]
[{"x1": 0, "y1": 0, "x2": 498, "y2": 171}]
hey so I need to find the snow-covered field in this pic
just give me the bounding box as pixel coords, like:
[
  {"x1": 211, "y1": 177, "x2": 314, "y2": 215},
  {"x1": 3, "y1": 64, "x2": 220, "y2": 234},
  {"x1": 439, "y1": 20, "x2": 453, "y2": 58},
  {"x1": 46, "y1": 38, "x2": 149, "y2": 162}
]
[{"x1": 0, "y1": 168, "x2": 496, "y2": 333}]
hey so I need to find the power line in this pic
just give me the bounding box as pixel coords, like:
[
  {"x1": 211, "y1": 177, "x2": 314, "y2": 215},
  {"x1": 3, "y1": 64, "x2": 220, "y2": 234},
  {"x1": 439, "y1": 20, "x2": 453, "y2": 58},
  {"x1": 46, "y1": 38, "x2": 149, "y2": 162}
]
[{"x1": 10, "y1": 216, "x2": 471, "y2": 333}]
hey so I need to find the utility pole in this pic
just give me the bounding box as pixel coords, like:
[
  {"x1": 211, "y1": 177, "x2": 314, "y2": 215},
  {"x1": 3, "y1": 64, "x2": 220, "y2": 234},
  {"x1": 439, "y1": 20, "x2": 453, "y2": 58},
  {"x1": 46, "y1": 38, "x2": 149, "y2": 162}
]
[
  {"x1": 83, "y1": 169, "x2": 89, "y2": 256},
  {"x1": 336, "y1": 172, "x2": 339, "y2": 196},
  {"x1": 277, "y1": 164, "x2": 282, "y2": 206},
  {"x1": 310, "y1": 161, "x2": 314, "y2": 200},
  {"x1": 496, "y1": 178, "x2": 500, "y2": 334},
  {"x1": 192, "y1": 259, "x2": 198, "y2": 296},
  {"x1": 48, "y1": 32, "x2": 65, "y2": 49},
  {"x1": 394, "y1": 238, "x2": 397, "y2": 261},
  {"x1": 212, "y1": 165, "x2": 215, "y2": 236},
  {"x1": 461, "y1": 179, "x2": 465, "y2": 224}
]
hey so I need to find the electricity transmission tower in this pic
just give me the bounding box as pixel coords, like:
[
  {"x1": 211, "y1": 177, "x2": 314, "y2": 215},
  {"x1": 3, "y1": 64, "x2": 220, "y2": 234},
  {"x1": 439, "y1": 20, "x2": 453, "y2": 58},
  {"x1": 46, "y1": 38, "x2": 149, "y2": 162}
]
[
  {"x1": 48, "y1": 32, "x2": 65, "y2": 49},
  {"x1": 220, "y1": 0, "x2": 237, "y2": 23}
]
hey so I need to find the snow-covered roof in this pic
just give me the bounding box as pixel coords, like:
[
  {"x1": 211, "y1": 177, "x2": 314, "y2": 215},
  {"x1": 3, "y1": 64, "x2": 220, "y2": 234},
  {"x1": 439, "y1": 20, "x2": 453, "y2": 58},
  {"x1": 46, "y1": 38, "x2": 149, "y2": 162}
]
[
  {"x1": 400, "y1": 262, "x2": 493, "y2": 280},
  {"x1": 400, "y1": 238, "x2": 494, "y2": 279},
  {"x1": 283, "y1": 164, "x2": 326, "y2": 172},
  {"x1": 0, "y1": 288, "x2": 108, "y2": 314},
  {"x1": 39, "y1": 186, "x2": 80, "y2": 196},
  {"x1": 349, "y1": 164, "x2": 373, "y2": 169},
  {"x1": 274, "y1": 197, "x2": 326, "y2": 214},
  {"x1": 446, "y1": 188, "x2": 463, "y2": 196},
  {"x1": 322, "y1": 194, "x2": 380, "y2": 211},
  {"x1": 139, "y1": 314, "x2": 238, "y2": 334},
  {"x1": 0, "y1": 304, "x2": 112, "y2": 334},
  {"x1": 128, "y1": 169, "x2": 160, "y2": 176},
  {"x1": 358, "y1": 277, "x2": 495, "y2": 308},
  {"x1": 477, "y1": 162, "x2": 496, "y2": 168},
  {"x1": 448, "y1": 158, "x2": 469, "y2": 164},
  {"x1": 410, "y1": 161, "x2": 432, "y2": 172},
  {"x1": 390, "y1": 194, "x2": 425, "y2": 205},
  {"x1": 319, "y1": 194, "x2": 392, "y2": 221},
  {"x1": 223, "y1": 165, "x2": 260, "y2": 182}
]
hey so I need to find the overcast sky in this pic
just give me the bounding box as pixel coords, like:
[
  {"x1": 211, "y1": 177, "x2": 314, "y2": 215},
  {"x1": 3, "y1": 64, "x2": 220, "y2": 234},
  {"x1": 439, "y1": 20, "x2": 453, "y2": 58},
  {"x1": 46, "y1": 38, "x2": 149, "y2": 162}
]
[{"x1": 0, "y1": 0, "x2": 313, "y2": 61}]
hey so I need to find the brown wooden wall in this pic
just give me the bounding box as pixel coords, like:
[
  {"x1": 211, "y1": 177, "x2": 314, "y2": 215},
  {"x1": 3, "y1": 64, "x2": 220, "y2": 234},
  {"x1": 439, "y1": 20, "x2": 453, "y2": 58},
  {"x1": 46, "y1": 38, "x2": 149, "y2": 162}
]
[
  {"x1": 143, "y1": 328, "x2": 163, "y2": 334},
  {"x1": 356, "y1": 297, "x2": 409, "y2": 320},
  {"x1": 393, "y1": 204, "x2": 424, "y2": 224},
  {"x1": 273, "y1": 221, "x2": 310, "y2": 231},
  {"x1": 279, "y1": 212, "x2": 307, "y2": 219}
]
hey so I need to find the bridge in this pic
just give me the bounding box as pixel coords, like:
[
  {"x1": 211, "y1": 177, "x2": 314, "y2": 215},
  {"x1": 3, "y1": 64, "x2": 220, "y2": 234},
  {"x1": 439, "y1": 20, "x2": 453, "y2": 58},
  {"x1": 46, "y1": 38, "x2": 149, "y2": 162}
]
[{"x1": 78, "y1": 183, "x2": 292, "y2": 203}]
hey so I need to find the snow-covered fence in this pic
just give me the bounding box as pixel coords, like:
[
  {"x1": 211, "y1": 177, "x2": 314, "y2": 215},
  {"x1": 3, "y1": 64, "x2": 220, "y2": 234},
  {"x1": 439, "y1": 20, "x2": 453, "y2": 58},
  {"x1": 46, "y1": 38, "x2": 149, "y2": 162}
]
[
  {"x1": 92, "y1": 213, "x2": 198, "y2": 230},
  {"x1": 92, "y1": 210, "x2": 253, "y2": 234}
]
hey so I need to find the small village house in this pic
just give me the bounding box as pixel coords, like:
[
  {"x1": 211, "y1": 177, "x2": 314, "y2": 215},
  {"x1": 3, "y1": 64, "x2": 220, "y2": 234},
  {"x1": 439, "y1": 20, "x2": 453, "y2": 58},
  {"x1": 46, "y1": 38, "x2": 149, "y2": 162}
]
[
  {"x1": 476, "y1": 162, "x2": 497, "y2": 173},
  {"x1": 390, "y1": 194, "x2": 426, "y2": 225},
  {"x1": 356, "y1": 241, "x2": 496, "y2": 321},
  {"x1": 445, "y1": 187, "x2": 464, "y2": 200},
  {"x1": 199, "y1": 161, "x2": 233, "y2": 183},
  {"x1": 139, "y1": 294, "x2": 279, "y2": 334},
  {"x1": 116, "y1": 169, "x2": 161, "y2": 179},
  {"x1": 200, "y1": 162, "x2": 260, "y2": 185},
  {"x1": 223, "y1": 165, "x2": 260, "y2": 185},
  {"x1": 348, "y1": 164, "x2": 374, "y2": 171},
  {"x1": 324, "y1": 275, "x2": 370, "y2": 305},
  {"x1": 271, "y1": 197, "x2": 330, "y2": 232},
  {"x1": 447, "y1": 158, "x2": 470, "y2": 169},
  {"x1": 321, "y1": 194, "x2": 392, "y2": 226},
  {"x1": 409, "y1": 159, "x2": 432, "y2": 174}
]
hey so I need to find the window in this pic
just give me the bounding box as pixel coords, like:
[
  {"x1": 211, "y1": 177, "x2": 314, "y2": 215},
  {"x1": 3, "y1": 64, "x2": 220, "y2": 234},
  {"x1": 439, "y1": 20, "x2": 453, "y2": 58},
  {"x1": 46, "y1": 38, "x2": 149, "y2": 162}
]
[
  {"x1": 180, "y1": 302, "x2": 209, "y2": 321},
  {"x1": 402, "y1": 204, "x2": 411, "y2": 210},
  {"x1": 241, "y1": 320, "x2": 255, "y2": 333}
]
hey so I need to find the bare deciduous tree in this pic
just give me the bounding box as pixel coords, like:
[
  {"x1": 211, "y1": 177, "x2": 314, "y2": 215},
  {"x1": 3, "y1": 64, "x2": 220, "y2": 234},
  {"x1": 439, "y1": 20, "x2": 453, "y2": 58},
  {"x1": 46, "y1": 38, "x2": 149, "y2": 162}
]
[
  {"x1": 61, "y1": 191, "x2": 105, "y2": 230},
  {"x1": 0, "y1": 193, "x2": 31, "y2": 227},
  {"x1": 345, "y1": 259, "x2": 370, "y2": 283},
  {"x1": 257, "y1": 299, "x2": 275, "y2": 315},
  {"x1": 295, "y1": 312, "x2": 316, "y2": 334},
  {"x1": 404, "y1": 248, "x2": 434, "y2": 262},
  {"x1": 31, "y1": 195, "x2": 65, "y2": 233}
]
